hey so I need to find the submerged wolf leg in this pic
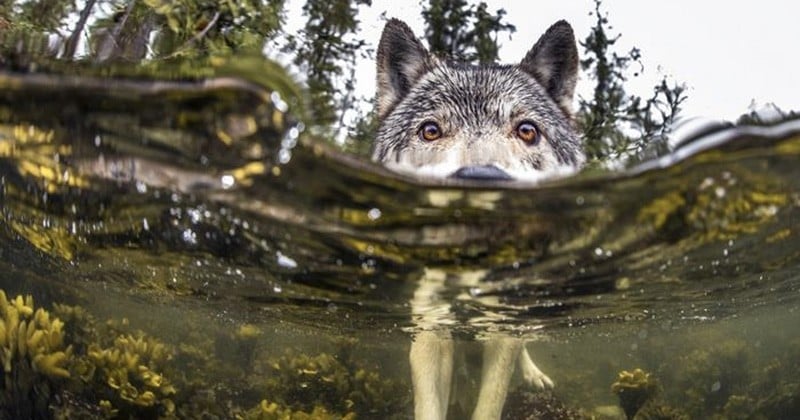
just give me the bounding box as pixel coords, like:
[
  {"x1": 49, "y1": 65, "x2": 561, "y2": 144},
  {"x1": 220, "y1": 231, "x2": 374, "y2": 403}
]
[
  {"x1": 409, "y1": 268, "x2": 455, "y2": 420},
  {"x1": 471, "y1": 337, "x2": 522, "y2": 420},
  {"x1": 410, "y1": 331, "x2": 454, "y2": 420}
]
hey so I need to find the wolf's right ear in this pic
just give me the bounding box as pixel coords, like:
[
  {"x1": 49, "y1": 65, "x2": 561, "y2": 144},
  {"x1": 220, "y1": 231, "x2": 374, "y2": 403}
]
[{"x1": 376, "y1": 19, "x2": 432, "y2": 119}]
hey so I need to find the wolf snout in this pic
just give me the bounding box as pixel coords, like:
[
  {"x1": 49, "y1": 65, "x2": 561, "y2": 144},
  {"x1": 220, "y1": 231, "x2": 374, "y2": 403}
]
[{"x1": 450, "y1": 165, "x2": 513, "y2": 181}]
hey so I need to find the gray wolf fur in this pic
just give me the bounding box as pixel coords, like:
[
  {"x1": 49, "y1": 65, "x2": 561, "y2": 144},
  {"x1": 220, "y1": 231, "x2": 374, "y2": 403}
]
[
  {"x1": 373, "y1": 18, "x2": 583, "y2": 182},
  {"x1": 372, "y1": 19, "x2": 582, "y2": 420}
]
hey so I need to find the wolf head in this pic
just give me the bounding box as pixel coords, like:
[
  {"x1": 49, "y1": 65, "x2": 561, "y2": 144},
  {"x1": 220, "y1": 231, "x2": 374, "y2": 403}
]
[{"x1": 373, "y1": 19, "x2": 583, "y2": 181}]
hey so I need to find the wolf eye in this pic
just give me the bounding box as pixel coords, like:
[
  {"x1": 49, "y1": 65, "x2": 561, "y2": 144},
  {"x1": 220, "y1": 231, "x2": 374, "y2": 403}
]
[
  {"x1": 515, "y1": 121, "x2": 540, "y2": 145},
  {"x1": 419, "y1": 121, "x2": 442, "y2": 141}
]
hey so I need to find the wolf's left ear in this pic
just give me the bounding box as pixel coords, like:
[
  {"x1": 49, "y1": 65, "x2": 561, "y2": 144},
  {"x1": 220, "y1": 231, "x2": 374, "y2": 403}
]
[
  {"x1": 376, "y1": 19, "x2": 432, "y2": 119},
  {"x1": 520, "y1": 21, "x2": 579, "y2": 114}
]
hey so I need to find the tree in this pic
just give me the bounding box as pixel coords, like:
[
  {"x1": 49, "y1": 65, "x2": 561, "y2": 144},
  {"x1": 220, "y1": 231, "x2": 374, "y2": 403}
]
[
  {"x1": 577, "y1": 0, "x2": 687, "y2": 163},
  {"x1": 421, "y1": 0, "x2": 515, "y2": 64},
  {"x1": 286, "y1": 0, "x2": 371, "y2": 133},
  {"x1": 471, "y1": 2, "x2": 514, "y2": 64},
  {"x1": 0, "y1": 0, "x2": 286, "y2": 63},
  {"x1": 0, "y1": 0, "x2": 79, "y2": 63},
  {"x1": 90, "y1": 0, "x2": 286, "y2": 60}
]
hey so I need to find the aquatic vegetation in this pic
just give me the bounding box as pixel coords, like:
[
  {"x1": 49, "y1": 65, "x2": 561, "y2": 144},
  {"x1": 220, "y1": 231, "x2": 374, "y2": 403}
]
[
  {"x1": 253, "y1": 343, "x2": 410, "y2": 420},
  {"x1": 53, "y1": 299, "x2": 410, "y2": 418},
  {"x1": 725, "y1": 337, "x2": 800, "y2": 418},
  {"x1": 635, "y1": 403, "x2": 690, "y2": 420},
  {"x1": 0, "y1": 291, "x2": 72, "y2": 418},
  {"x1": 1, "y1": 289, "x2": 793, "y2": 420},
  {"x1": 637, "y1": 168, "x2": 788, "y2": 244},
  {"x1": 501, "y1": 388, "x2": 584, "y2": 420},
  {"x1": 81, "y1": 333, "x2": 177, "y2": 414},
  {"x1": 51, "y1": 301, "x2": 179, "y2": 417},
  {"x1": 611, "y1": 368, "x2": 658, "y2": 420},
  {"x1": 670, "y1": 338, "x2": 752, "y2": 417},
  {"x1": 239, "y1": 398, "x2": 353, "y2": 420}
]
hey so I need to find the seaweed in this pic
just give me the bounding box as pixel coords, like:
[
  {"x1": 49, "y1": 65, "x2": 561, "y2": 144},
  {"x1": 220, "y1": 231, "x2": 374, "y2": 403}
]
[
  {"x1": 635, "y1": 402, "x2": 689, "y2": 420},
  {"x1": 238, "y1": 398, "x2": 353, "y2": 420},
  {"x1": 252, "y1": 339, "x2": 410, "y2": 419},
  {"x1": 611, "y1": 368, "x2": 658, "y2": 420},
  {"x1": 0, "y1": 288, "x2": 412, "y2": 419},
  {"x1": 671, "y1": 339, "x2": 752, "y2": 417},
  {"x1": 0, "y1": 291, "x2": 72, "y2": 419}
]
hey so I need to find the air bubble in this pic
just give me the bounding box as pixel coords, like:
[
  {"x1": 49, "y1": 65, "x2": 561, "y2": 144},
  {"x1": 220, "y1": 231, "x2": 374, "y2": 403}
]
[{"x1": 367, "y1": 208, "x2": 382, "y2": 220}]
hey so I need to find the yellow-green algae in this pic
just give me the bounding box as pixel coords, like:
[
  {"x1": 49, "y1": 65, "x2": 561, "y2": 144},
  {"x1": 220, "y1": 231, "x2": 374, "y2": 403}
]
[
  {"x1": 238, "y1": 398, "x2": 354, "y2": 420},
  {"x1": 0, "y1": 291, "x2": 71, "y2": 378},
  {"x1": 0, "y1": 288, "x2": 411, "y2": 419},
  {"x1": 250, "y1": 340, "x2": 410, "y2": 419},
  {"x1": 636, "y1": 166, "x2": 788, "y2": 244},
  {"x1": 52, "y1": 303, "x2": 178, "y2": 418},
  {"x1": 0, "y1": 291, "x2": 72, "y2": 418},
  {"x1": 612, "y1": 368, "x2": 658, "y2": 420}
]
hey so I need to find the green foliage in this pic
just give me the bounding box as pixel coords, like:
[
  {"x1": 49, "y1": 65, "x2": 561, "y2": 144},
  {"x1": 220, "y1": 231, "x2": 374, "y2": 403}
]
[
  {"x1": 421, "y1": 0, "x2": 515, "y2": 63},
  {"x1": 86, "y1": 0, "x2": 286, "y2": 60},
  {"x1": 345, "y1": 104, "x2": 379, "y2": 156},
  {"x1": 0, "y1": 0, "x2": 286, "y2": 62},
  {"x1": 577, "y1": 0, "x2": 687, "y2": 163},
  {"x1": 286, "y1": 0, "x2": 371, "y2": 130},
  {"x1": 15, "y1": 0, "x2": 76, "y2": 33},
  {"x1": 472, "y1": 2, "x2": 514, "y2": 64},
  {"x1": 144, "y1": 0, "x2": 286, "y2": 58}
]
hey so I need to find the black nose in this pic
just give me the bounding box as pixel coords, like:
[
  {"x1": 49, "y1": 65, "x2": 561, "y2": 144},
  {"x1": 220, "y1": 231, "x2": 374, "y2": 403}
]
[{"x1": 450, "y1": 165, "x2": 513, "y2": 181}]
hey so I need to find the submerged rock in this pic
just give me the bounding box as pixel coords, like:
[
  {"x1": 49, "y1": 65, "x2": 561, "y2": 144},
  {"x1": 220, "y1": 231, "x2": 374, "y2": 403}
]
[{"x1": 502, "y1": 388, "x2": 584, "y2": 420}]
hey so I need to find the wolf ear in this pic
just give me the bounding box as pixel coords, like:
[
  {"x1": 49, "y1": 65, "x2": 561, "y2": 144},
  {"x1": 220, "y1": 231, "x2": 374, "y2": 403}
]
[
  {"x1": 376, "y1": 19, "x2": 432, "y2": 119},
  {"x1": 520, "y1": 21, "x2": 579, "y2": 114}
]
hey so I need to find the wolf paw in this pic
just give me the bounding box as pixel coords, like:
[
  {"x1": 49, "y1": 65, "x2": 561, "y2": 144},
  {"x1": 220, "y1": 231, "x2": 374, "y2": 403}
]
[
  {"x1": 519, "y1": 351, "x2": 555, "y2": 390},
  {"x1": 523, "y1": 366, "x2": 555, "y2": 390}
]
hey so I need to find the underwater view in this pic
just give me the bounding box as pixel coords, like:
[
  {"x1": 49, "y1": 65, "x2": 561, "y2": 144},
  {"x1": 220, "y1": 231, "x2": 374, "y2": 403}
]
[{"x1": 0, "y1": 63, "x2": 799, "y2": 420}]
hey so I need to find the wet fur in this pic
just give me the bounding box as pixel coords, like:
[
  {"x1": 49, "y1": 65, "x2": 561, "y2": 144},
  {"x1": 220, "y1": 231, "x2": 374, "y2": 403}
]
[{"x1": 373, "y1": 19, "x2": 580, "y2": 420}]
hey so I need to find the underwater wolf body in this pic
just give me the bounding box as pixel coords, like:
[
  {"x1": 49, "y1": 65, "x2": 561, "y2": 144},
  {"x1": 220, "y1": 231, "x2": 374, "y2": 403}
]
[{"x1": 373, "y1": 19, "x2": 583, "y2": 420}]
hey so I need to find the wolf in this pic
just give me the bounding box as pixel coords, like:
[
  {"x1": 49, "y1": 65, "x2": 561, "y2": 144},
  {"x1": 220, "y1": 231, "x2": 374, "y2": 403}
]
[
  {"x1": 372, "y1": 18, "x2": 583, "y2": 420},
  {"x1": 373, "y1": 19, "x2": 583, "y2": 183}
]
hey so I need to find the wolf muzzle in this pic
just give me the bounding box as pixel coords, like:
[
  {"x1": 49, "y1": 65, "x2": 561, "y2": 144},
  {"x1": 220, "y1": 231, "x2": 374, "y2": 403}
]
[{"x1": 450, "y1": 165, "x2": 513, "y2": 181}]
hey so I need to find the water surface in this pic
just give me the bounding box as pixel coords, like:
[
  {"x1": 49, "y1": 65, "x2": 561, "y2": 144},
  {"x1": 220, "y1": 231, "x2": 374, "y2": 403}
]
[{"x1": 0, "y1": 69, "x2": 798, "y2": 419}]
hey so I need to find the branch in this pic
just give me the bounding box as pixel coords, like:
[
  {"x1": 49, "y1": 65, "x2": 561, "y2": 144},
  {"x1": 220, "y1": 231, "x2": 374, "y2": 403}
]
[
  {"x1": 63, "y1": 0, "x2": 97, "y2": 59},
  {"x1": 95, "y1": 0, "x2": 137, "y2": 62},
  {"x1": 168, "y1": 11, "x2": 220, "y2": 57},
  {"x1": 190, "y1": 11, "x2": 220, "y2": 45}
]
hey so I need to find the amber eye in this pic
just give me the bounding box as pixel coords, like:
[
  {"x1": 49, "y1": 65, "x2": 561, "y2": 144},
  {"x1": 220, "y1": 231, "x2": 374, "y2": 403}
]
[
  {"x1": 419, "y1": 121, "x2": 442, "y2": 141},
  {"x1": 515, "y1": 121, "x2": 539, "y2": 145}
]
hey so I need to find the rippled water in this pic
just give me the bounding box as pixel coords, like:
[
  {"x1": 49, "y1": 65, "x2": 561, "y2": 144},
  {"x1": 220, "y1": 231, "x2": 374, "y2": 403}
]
[{"x1": 1, "y1": 69, "x2": 799, "y2": 419}]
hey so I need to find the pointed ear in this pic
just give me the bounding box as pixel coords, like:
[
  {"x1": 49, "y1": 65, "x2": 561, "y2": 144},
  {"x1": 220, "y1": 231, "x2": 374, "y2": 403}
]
[
  {"x1": 376, "y1": 19, "x2": 432, "y2": 119},
  {"x1": 520, "y1": 20, "x2": 579, "y2": 114}
]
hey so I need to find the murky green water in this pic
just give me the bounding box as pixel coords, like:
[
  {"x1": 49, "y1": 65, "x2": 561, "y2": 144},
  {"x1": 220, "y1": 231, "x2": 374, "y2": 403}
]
[{"x1": 0, "y1": 67, "x2": 798, "y2": 419}]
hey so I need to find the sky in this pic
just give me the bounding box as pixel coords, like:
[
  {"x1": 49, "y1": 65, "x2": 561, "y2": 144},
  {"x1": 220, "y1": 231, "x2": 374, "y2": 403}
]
[{"x1": 284, "y1": 0, "x2": 800, "y2": 123}]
